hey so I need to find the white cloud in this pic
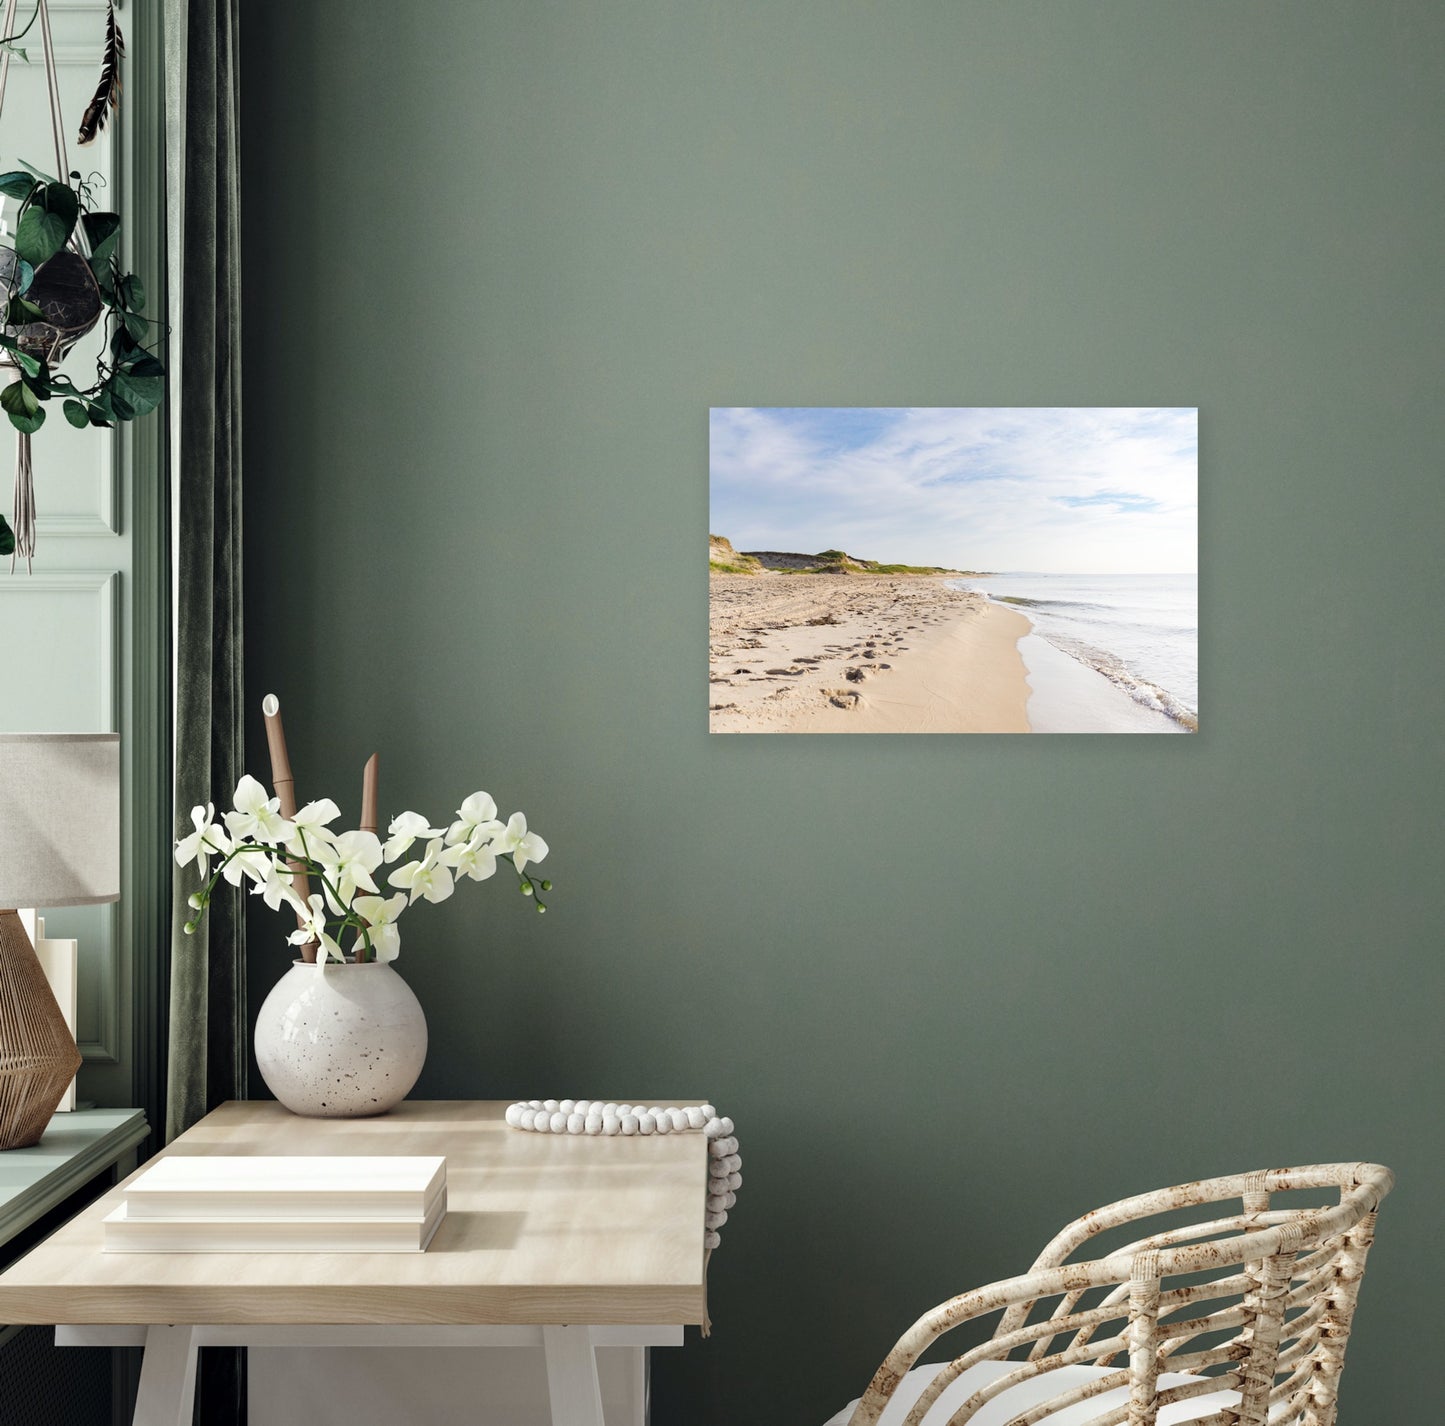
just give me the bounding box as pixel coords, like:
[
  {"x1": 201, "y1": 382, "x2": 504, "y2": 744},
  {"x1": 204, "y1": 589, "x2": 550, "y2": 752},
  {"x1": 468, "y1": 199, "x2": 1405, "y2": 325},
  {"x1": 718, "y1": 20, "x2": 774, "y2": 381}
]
[{"x1": 709, "y1": 407, "x2": 1197, "y2": 573}]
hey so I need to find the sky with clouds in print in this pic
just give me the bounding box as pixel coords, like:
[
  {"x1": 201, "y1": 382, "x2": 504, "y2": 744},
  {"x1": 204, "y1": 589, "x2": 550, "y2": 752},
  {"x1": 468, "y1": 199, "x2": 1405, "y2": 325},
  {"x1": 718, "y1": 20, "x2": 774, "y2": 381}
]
[{"x1": 709, "y1": 407, "x2": 1198, "y2": 574}]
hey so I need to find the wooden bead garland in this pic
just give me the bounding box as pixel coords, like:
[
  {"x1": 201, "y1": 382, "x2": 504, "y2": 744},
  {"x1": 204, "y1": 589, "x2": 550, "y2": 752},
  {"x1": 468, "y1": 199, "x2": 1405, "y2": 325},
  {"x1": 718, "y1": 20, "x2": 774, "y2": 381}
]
[{"x1": 505, "y1": 1100, "x2": 741, "y2": 1254}]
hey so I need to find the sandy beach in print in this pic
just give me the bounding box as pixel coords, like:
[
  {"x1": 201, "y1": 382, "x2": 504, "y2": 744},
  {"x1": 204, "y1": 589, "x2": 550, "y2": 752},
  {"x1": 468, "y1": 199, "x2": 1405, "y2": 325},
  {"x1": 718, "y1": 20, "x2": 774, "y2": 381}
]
[
  {"x1": 709, "y1": 573, "x2": 1030, "y2": 733},
  {"x1": 710, "y1": 408, "x2": 1198, "y2": 735}
]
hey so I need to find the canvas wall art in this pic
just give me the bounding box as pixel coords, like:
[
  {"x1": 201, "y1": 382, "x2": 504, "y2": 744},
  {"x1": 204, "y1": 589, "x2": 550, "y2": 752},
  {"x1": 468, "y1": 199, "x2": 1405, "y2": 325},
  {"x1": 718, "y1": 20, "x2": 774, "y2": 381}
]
[{"x1": 709, "y1": 407, "x2": 1198, "y2": 734}]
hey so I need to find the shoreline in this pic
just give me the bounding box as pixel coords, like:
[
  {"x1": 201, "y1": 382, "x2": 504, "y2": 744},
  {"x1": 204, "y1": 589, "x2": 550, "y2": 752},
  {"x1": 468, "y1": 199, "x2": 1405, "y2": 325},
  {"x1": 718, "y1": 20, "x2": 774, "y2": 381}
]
[
  {"x1": 709, "y1": 575, "x2": 1031, "y2": 733},
  {"x1": 1016, "y1": 630, "x2": 1191, "y2": 733}
]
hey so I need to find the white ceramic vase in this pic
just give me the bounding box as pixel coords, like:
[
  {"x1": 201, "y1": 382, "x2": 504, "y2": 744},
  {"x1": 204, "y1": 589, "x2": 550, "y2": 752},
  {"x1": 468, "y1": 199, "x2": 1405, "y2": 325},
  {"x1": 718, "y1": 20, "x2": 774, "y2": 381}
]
[{"x1": 253, "y1": 959, "x2": 428, "y2": 1118}]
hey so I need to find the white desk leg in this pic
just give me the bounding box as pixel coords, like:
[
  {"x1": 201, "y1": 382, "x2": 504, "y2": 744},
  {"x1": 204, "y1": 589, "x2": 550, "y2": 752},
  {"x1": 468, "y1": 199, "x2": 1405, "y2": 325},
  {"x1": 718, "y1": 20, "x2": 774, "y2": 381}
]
[
  {"x1": 132, "y1": 1325, "x2": 198, "y2": 1426},
  {"x1": 616, "y1": 1343, "x2": 648, "y2": 1426},
  {"x1": 542, "y1": 1325, "x2": 605, "y2": 1426}
]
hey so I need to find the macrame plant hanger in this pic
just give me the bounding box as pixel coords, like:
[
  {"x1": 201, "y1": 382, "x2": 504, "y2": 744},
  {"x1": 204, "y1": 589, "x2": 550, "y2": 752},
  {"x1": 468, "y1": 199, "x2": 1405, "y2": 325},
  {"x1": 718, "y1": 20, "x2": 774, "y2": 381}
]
[{"x1": 0, "y1": 0, "x2": 87, "y2": 572}]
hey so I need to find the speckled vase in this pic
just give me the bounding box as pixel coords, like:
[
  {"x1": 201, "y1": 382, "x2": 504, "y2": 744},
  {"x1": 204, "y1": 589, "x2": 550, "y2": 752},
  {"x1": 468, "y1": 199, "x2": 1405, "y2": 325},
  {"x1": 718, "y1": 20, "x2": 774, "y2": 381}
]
[{"x1": 253, "y1": 960, "x2": 428, "y2": 1118}]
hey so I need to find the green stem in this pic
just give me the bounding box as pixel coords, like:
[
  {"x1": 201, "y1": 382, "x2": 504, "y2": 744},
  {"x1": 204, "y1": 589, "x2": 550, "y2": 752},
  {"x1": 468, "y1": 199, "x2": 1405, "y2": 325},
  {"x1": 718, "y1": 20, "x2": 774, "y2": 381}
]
[{"x1": 0, "y1": 3, "x2": 40, "y2": 52}]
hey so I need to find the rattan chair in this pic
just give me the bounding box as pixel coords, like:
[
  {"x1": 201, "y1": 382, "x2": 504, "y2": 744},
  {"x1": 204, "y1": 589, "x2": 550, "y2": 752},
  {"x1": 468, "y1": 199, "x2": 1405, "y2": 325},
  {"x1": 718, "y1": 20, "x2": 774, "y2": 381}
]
[{"x1": 824, "y1": 1163, "x2": 1393, "y2": 1426}]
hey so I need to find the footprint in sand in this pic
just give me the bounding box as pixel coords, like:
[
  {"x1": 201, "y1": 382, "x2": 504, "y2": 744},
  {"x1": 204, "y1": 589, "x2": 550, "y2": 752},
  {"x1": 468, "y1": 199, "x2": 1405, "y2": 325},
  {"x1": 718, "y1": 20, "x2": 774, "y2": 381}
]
[
  {"x1": 710, "y1": 703, "x2": 737, "y2": 712},
  {"x1": 766, "y1": 667, "x2": 804, "y2": 676},
  {"x1": 795, "y1": 656, "x2": 821, "y2": 664},
  {"x1": 824, "y1": 689, "x2": 861, "y2": 710}
]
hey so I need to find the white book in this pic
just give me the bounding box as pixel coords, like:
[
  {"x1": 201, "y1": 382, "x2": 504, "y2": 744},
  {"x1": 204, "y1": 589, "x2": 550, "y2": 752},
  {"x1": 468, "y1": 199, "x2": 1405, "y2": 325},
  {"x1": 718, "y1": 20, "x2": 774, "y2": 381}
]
[
  {"x1": 122, "y1": 1155, "x2": 447, "y2": 1221},
  {"x1": 103, "y1": 1186, "x2": 447, "y2": 1254}
]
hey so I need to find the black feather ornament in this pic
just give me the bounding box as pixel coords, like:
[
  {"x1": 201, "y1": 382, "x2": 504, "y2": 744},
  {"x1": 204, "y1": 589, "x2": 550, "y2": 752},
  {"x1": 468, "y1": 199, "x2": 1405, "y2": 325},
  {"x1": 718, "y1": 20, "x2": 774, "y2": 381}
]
[{"x1": 77, "y1": 0, "x2": 124, "y2": 147}]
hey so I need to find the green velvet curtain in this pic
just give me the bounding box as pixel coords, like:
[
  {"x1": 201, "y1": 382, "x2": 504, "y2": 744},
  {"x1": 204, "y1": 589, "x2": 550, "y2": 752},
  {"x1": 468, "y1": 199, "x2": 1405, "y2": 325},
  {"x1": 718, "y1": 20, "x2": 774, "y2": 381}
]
[{"x1": 164, "y1": 0, "x2": 244, "y2": 1418}]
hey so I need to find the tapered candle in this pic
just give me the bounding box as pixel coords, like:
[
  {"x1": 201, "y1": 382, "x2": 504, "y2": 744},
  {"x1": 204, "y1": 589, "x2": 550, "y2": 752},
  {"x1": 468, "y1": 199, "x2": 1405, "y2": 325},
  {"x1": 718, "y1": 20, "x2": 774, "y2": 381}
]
[
  {"x1": 360, "y1": 754, "x2": 379, "y2": 836},
  {"x1": 261, "y1": 694, "x2": 317, "y2": 962},
  {"x1": 352, "y1": 753, "x2": 382, "y2": 962}
]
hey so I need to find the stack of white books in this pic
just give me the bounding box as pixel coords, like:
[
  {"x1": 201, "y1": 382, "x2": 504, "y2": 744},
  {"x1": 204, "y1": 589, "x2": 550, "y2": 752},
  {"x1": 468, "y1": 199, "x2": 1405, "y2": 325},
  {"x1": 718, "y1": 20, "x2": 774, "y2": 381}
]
[{"x1": 103, "y1": 1156, "x2": 447, "y2": 1253}]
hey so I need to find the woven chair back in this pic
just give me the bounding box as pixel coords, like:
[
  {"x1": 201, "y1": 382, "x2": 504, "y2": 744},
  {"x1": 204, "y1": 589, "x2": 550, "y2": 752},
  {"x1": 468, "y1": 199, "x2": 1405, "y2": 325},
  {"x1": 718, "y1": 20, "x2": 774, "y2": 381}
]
[{"x1": 849, "y1": 1162, "x2": 1393, "y2": 1426}]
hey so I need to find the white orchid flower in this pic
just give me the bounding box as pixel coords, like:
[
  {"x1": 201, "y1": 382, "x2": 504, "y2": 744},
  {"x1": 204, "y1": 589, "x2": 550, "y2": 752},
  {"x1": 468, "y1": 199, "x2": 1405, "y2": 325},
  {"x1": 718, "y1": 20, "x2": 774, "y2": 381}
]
[
  {"x1": 351, "y1": 892, "x2": 407, "y2": 963},
  {"x1": 220, "y1": 840, "x2": 272, "y2": 887},
  {"x1": 382, "y1": 811, "x2": 446, "y2": 863},
  {"x1": 286, "y1": 798, "x2": 342, "y2": 857},
  {"x1": 446, "y1": 792, "x2": 504, "y2": 848},
  {"x1": 224, "y1": 773, "x2": 295, "y2": 845},
  {"x1": 252, "y1": 861, "x2": 308, "y2": 917},
  {"x1": 175, "y1": 803, "x2": 224, "y2": 875},
  {"x1": 387, "y1": 838, "x2": 455, "y2": 905},
  {"x1": 440, "y1": 833, "x2": 498, "y2": 883},
  {"x1": 316, "y1": 830, "x2": 383, "y2": 911},
  {"x1": 494, "y1": 812, "x2": 548, "y2": 874},
  {"x1": 288, "y1": 893, "x2": 344, "y2": 964}
]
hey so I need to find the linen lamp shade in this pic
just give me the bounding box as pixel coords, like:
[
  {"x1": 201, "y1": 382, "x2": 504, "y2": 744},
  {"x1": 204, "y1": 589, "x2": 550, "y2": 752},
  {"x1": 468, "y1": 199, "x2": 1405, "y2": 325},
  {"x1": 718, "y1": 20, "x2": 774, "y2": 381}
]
[
  {"x1": 0, "y1": 733, "x2": 120, "y2": 907},
  {"x1": 0, "y1": 733, "x2": 119, "y2": 1148}
]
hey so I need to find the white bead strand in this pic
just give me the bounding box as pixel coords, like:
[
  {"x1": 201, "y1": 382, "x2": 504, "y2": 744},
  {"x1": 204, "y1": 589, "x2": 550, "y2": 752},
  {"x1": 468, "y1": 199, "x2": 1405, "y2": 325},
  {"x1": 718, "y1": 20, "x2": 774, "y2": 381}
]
[{"x1": 506, "y1": 1098, "x2": 742, "y2": 1268}]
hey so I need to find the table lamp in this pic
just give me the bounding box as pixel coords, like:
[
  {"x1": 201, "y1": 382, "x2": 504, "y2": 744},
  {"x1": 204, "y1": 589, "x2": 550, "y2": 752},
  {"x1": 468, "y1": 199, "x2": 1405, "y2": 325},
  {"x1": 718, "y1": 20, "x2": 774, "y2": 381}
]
[{"x1": 0, "y1": 733, "x2": 120, "y2": 1149}]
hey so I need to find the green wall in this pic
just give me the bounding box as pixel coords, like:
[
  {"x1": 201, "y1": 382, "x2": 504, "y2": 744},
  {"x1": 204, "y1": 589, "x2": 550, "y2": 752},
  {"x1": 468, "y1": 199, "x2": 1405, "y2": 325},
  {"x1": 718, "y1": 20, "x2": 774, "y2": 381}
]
[{"x1": 240, "y1": 4, "x2": 1442, "y2": 1420}]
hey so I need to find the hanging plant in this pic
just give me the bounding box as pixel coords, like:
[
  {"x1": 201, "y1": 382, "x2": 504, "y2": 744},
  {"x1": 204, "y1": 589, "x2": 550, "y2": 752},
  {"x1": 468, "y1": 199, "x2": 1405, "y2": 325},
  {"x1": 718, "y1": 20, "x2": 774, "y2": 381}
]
[
  {"x1": 0, "y1": 0, "x2": 159, "y2": 569},
  {"x1": 0, "y1": 165, "x2": 162, "y2": 434}
]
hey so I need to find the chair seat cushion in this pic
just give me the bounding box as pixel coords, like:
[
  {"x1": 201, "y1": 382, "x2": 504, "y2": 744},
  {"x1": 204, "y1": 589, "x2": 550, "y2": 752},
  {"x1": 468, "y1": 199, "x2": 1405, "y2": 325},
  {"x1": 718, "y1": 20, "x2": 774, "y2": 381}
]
[{"x1": 821, "y1": 1359, "x2": 1244, "y2": 1426}]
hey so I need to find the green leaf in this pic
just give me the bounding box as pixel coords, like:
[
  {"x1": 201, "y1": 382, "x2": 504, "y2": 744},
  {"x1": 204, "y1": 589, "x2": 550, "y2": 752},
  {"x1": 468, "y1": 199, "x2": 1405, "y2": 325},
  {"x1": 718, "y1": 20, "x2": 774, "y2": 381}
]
[
  {"x1": 40, "y1": 181, "x2": 78, "y2": 228},
  {"x1": 12, "y1": 255, "x2": 35, "y2": 295},
  {"x1": 1, "y1": 379, "x2": 38, "y2": 418},
  {"x1": 123, "y1": 310, "x2": 149, "y2": 344},
  {"x1": 9, "y1": 349, "x2": 40, "y2": 378},
  {"x1": 81, "y1": 212, "x2": 121, "y2": 264},
  {"x1": 1, "y1": 44, "x2": 29, "y2": 63},
  {"x1": 17, "y1": 159, "x2": 57, "y2": 184},
  {"x1": 123, "y1": 351, "x2": 165, "y2": 378},
  {"x1": 110, "y1": 369, "x2": 162, "y2": 417},
  {"x1": 0, "y1": 171, "x2": 36, "y2": 201},
  {"x1": 62, "y1": 398, "x2": 89, "y2": 429},
  {"x1": 15, "y1": 206, "x2": 66, "y2": 266},
  {"x1": 119, "y1": 273, "x2": 146, "y2": 311},
  {"x1": 0, "y1": 512, "x2": 13, "y2": 558},
  {"x1": 6, "y1": 294, "x2": 44, "y2": 326},
  {"x1": 2, "y1": 381, "x2": 44, "y2": 434},
  {"x1": 91, "y1": 260, "x2": 116, "y2": 303},
  {"x1": 14, "y1": 183, "x2": 79, "y2": 267}
]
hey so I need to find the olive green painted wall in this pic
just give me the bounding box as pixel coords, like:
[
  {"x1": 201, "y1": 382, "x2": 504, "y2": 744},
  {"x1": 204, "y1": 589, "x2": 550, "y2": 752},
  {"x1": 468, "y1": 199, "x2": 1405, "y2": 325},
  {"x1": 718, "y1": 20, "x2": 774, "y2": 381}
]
[{"x1": 240, "y1": 4, "x2": 1442, "y2": 1420}]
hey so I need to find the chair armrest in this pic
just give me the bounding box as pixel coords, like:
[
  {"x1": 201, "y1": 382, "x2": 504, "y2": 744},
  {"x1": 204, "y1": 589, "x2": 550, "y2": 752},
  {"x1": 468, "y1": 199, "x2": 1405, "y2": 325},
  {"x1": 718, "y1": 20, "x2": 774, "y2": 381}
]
[{"x1": 848, "y1": 1261, "x2": 1117, "y2": 1426}]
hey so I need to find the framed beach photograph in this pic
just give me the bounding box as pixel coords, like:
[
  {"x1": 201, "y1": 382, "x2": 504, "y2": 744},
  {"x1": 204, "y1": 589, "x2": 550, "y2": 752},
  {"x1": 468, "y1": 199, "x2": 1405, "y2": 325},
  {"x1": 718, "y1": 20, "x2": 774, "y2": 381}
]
[{"x1": 709, "y1": 407, "x2": 1198, "y2": 734}]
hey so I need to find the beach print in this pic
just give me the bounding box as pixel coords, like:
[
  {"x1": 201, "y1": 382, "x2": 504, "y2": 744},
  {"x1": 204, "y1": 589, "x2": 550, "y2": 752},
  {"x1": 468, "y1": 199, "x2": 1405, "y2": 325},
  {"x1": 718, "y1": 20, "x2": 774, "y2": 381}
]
[{"x1": 709, "y1": 408, "x2": 1198, "y2": 734}]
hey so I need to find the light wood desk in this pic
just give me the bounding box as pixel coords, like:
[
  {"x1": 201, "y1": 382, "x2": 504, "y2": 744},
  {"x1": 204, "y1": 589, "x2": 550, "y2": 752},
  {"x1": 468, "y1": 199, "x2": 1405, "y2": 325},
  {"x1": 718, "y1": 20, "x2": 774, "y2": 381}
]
[{"x1": 0, "y1": 1100, "x2": 709, "y2": 1426}]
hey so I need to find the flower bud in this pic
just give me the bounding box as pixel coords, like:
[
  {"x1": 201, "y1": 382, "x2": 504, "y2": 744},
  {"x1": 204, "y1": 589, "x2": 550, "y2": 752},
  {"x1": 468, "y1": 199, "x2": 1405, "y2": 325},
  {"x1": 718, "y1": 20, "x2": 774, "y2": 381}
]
[
  {"x1": 183, "y1": 920, "x2": 196, "y2": 935},
  {"x1": 187, "y1": 892, "x2": 204, "y2": 909},
  {"x1": 536, "y1": 904, "x2": 546, "y2": 914},
  {"x1": 540, "y1": 880, "x2": 552, "y2": 891},
  {"x1": 521, "y1": 882, "x2": 534, "y2": 896}
]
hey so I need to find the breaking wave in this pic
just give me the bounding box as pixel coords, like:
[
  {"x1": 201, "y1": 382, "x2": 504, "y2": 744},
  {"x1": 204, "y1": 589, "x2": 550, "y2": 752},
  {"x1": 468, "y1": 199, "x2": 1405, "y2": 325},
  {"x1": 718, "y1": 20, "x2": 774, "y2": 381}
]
[{"x1": 1048, "y1": 635, "x2": 1198, "y2": 731}]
